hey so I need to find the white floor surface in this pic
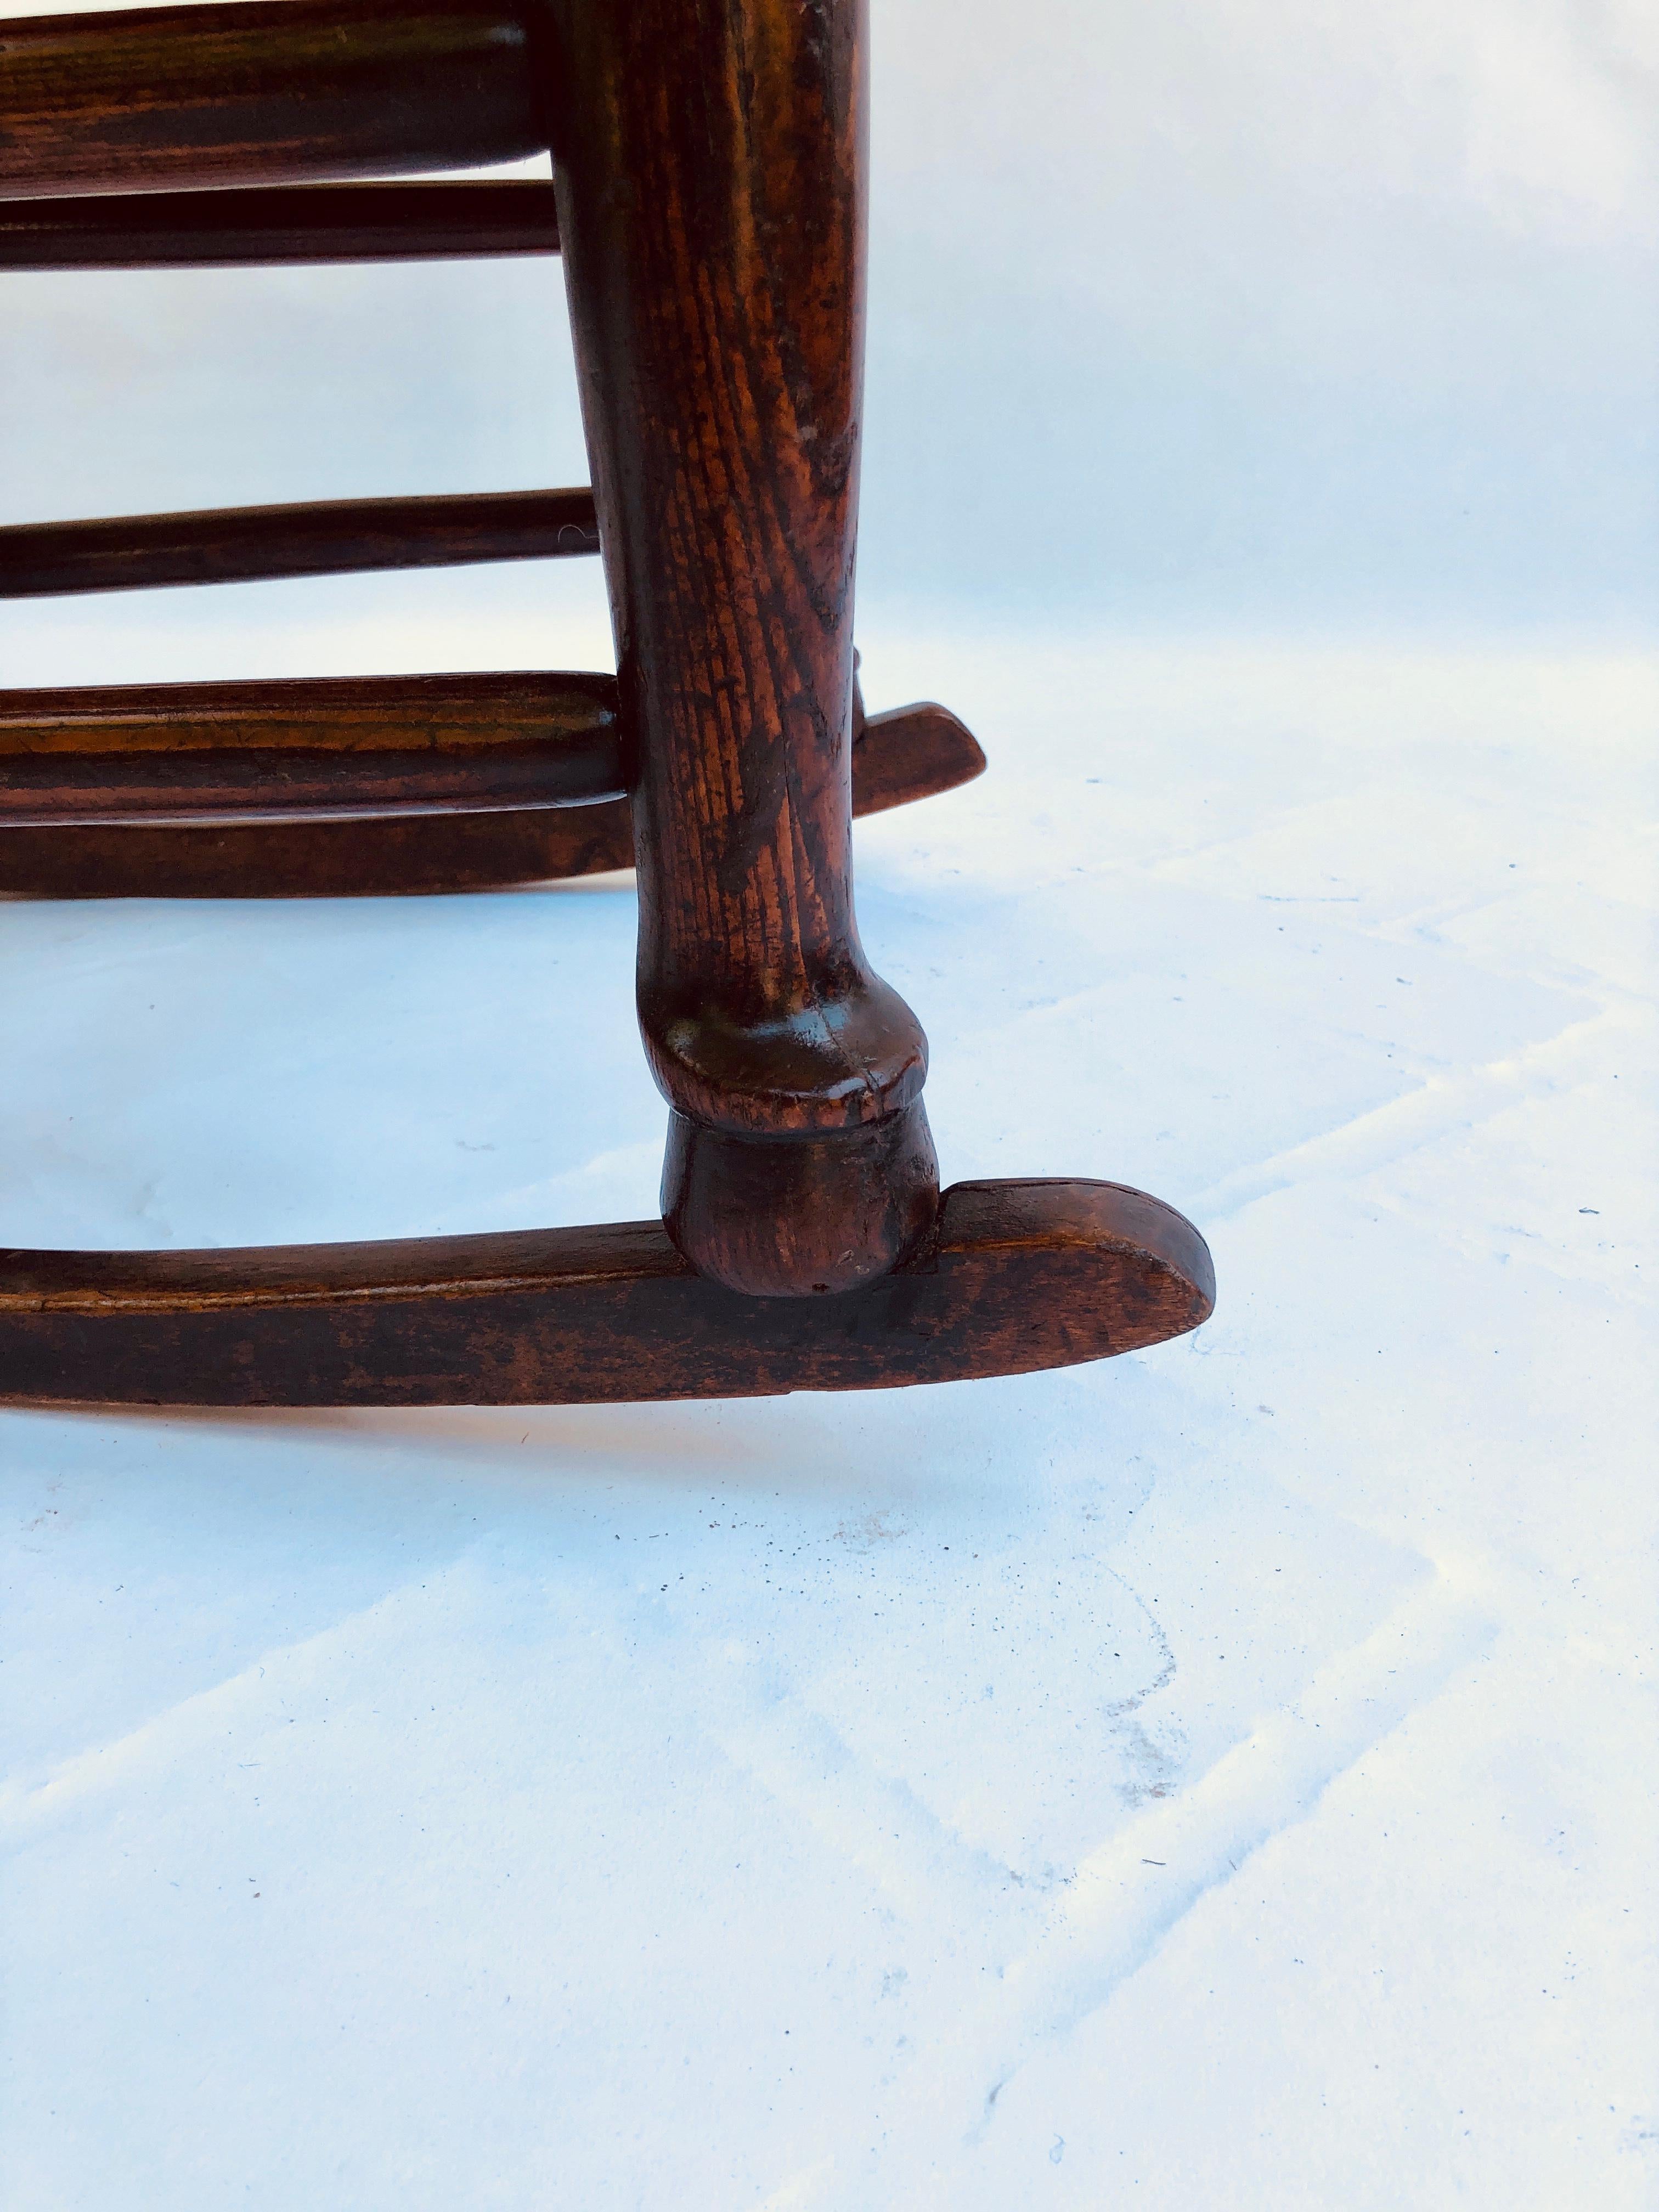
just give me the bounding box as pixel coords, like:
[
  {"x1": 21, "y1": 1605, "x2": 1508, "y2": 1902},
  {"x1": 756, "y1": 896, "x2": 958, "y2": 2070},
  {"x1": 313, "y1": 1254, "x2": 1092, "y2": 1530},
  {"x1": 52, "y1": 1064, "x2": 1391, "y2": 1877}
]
[{"x1": 2, "y1": 617, "x2": 1655, "y2": 2208}]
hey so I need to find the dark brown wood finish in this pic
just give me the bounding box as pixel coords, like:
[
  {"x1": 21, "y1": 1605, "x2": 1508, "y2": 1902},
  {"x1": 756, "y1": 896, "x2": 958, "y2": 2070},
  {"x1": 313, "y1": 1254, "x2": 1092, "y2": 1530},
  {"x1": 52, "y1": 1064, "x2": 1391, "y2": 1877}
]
[
  {"x1": 0, "y1": 179, "x2": 558, "y2": 268},
  {"x1": 0, "y1": 672, "x2": 622, "y2": 822},
  {"x1": 0, "y1": 489, "x2": 600, "y2": 598},
  {"x1": 550, "y1": 0, "x2": 936, "y2": 1295},
  {"x1": 0, "y1": 1181, "x2": 1215, "y2": 1407},
  {"x1": 0, "y1": 700, "x2": 987, "y2": 895},
  {"x1": 0, "y1": 0, "x2": 1217, "y2": 1404},
  {"x1": 0, "y1": 804, "x2": 639, "y2": 900},
  {"x1": 0, "y1": 0, "x2": 546, "y2": 201}
]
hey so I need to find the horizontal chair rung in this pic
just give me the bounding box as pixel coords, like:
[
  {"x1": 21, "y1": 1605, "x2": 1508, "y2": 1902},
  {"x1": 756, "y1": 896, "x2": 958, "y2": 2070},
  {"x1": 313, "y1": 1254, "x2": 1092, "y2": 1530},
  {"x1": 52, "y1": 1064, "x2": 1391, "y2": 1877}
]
[
  {"x1": 0, "y1": 489, "x2": 600, "y2": 598},
  {"x1": 0, "y1": 180, "x2": 560, "y2": 269},
  {"x1": 0, "y1": 0, "x2": 545, "y2": 202},
  {"x1": 0, "y1": 1182, "x2": 1216, "y2": 1407},
  {"x1": 0, "y1": 672, "x2": 622, "y2": 824}
]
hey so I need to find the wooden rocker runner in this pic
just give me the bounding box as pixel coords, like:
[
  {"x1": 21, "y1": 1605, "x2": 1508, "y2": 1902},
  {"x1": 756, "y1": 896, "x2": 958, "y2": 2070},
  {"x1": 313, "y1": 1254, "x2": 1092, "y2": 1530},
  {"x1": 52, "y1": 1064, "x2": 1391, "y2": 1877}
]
[{"x1": 0, "y1": 0, "x2": 1214, "y2": 1408}]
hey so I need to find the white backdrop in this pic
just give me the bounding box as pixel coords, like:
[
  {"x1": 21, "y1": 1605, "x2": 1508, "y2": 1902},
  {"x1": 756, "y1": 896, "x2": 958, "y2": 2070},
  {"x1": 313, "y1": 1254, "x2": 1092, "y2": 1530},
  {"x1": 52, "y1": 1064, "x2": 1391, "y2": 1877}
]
[
  {"x1": 2, "y1": 0, "x2": 1654, "y2": 650},
  {"x1": 2, "y1": 5, "x2": 1656, "y2": 2209}
]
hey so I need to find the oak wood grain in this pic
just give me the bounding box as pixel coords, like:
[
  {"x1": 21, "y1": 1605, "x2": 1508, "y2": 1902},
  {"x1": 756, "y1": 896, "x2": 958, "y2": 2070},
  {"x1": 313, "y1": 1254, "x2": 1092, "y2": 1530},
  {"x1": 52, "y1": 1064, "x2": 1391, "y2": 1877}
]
[
  {"x1": 0, "y1": 672, "x2": 622, "y2": 823},
  {"x1": 552, "y1": 0, "x2": 938, "y2": 1292},
  {"x1": 0, "y1": 1181, "x2": 1216, "y2": 1406},
  {"x1": 0, "y1": 178, "x2": 558, "y2": 268},
  {"x1": 0, "y1": 0, "x2": 546, "y2": 202},
  {"x1": 0, "y1": 488, "x2": 600, "y2": 599}
]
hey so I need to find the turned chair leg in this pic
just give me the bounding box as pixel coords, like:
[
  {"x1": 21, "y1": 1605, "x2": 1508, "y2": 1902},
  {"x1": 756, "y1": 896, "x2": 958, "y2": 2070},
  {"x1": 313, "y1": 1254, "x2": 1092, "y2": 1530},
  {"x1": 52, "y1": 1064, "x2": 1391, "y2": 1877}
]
[{"x1": 550, "y1": 0, "x2": 935, "y2": 1295}]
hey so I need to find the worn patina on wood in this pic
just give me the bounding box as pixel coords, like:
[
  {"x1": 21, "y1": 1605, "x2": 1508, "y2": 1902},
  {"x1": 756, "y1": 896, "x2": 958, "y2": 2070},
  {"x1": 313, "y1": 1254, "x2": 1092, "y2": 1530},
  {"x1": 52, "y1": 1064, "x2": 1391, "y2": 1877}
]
[
  {"x1": 0, "y1": 695, "x2": 987, "y2": 894},
  {"x1": 0, "y1": 0, "x2": 547, "y2": 199},
  {"x1": 0, "y1": 0, "x2": 1214, "y2": 1404},
  {"x1": 0, "y1": 178, "x2": 560, "y2": 267}
]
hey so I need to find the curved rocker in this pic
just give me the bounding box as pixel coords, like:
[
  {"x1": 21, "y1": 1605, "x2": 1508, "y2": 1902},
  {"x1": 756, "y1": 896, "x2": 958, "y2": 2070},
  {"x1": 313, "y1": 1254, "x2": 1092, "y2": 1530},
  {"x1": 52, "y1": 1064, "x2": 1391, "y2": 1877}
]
[
  {"x1": 0, "y1": 1182, "x2": 1214, "y2": 1408},
  {"x1": 0, "y1": 488, "x2": 601, "y2": 599}
]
